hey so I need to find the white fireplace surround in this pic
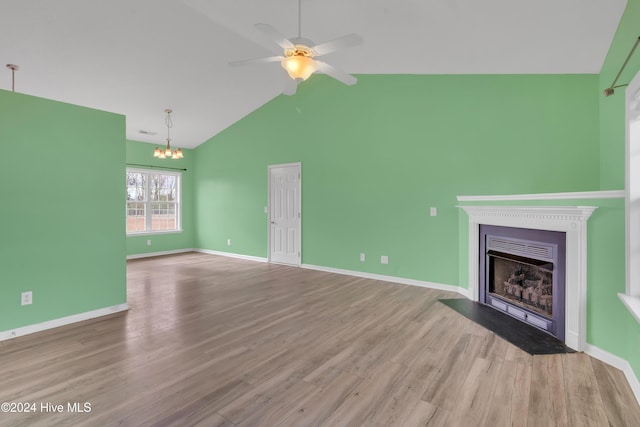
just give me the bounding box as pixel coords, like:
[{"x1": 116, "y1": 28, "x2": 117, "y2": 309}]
[{"x1": 459, "y1": 205, "x2": 597, "y2": 351}]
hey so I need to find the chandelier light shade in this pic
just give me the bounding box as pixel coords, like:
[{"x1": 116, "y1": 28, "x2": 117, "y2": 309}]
[{"x1": 153, "y1": 109, "x2": 184, "y2": 159}]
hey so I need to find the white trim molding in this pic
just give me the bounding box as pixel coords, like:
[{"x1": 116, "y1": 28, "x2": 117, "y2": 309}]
[
  {"x1": 195, "y1": 249, "x2": 268, "y2": 263},
  {"x1": 585, "y1": 343, "x2": 640, "y2": 405},
  {"x1": 127, "y1": 248, "x2": 195, "y2": 260},
  {"x1": 619, "y1": 293, "x2": 640, "y2": 324},
  {"x1": 0, "y1": 303, "x2": 129, "y2": 342},
  {"x1": 457, "y1": 190, "x2": 624, "y2": 202},
  {"x1": 458, "y1": 205, "x2": 597, "y2": 351},
  {"x1": 302, "y1": 264, "x2": 469, "y2": 297}
]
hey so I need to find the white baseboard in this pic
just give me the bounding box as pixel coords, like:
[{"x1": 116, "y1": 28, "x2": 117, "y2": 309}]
[
  {"x1": 584, "y1": 343, "x2": 640, "y2": 405},
  {"x1": 194, "y1": 248, "x2": 268, "y2": 263},
  {"x1": 127, "y1": 248, "x2": 196, "y2": 260},
  {"x1": 456, "y1": 286, "x2": 473, "y2": 299},
  {"x1": 0, "y1": 303, "x2": 129, "y2": 342},
  {"x1": 301, "y1": 263, "x2": 468, "y2": 297},
  {"x1": 619, "y1": 293, "x2": 640, "y2": 324}
]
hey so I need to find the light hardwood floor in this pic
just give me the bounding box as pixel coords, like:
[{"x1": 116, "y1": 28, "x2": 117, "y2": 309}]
[{"x1": 1, "y1": 252, "x2": 639, "y2": 426}]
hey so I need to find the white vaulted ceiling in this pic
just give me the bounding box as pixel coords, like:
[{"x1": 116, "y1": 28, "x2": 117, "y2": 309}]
[{"x1": 0, "y1": 0, "x2": 627, "y2": 148}]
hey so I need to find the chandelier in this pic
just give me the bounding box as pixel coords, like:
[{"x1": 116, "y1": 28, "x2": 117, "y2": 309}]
[{"x1": 153, "y1": 109, "x2": 183, "y2": 159}]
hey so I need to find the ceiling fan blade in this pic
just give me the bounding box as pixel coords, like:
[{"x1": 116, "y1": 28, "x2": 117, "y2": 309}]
[
  {"x1": 315, "y1": 61, "x2": 357, "y2": 86},
  {"x1": 255, "y1": 23, "x2": 295, "y2": 50},
  {"x1": 312, "y1": 33, "x2": 363, "y2": 57},
  {"x1": 283, "y1": 78, "x2": 298, "y2": 96},
  {"x1": 229, "y1": 56, "x2": 284, "y2": 67}
]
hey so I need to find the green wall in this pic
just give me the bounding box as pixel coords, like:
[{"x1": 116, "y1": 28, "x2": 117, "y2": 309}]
[
  {"x1": 125, "y1": 140, "x2": 195, "y2": 256},
  {"x1": 195, "y1": 74, "x2": 599, "y2": 285},
  {"x1": 0, "y1": 90, "x2": 126, "y2": 331},
  {"x1": 597, "y1": 0, "x2": 640, "y2": 381}
]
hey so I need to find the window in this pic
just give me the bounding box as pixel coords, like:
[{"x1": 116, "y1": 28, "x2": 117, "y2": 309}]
[
  {"x1": 126, "y1": 168, "x2": 181, "y2": 234},
  {"x1": 624, "y1": 69, "x2": 640, "y2": 323}
]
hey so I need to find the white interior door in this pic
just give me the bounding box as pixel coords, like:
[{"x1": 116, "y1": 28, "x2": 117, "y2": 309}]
[{"x1": 269, "y1": 163, "x2": 301, "y2": 266}]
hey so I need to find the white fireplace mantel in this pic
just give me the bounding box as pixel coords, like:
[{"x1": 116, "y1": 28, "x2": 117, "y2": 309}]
[{"x1": 458, "y1": 205, "x2": 597, "y2": 351}]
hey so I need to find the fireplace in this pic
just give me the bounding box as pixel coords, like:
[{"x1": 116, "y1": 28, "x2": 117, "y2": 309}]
[
  {"x1": 458, "y1": 204, "x2": 597, "y2": 351},
  {"x1": 480, "y1": 225, "x2": 566, "y2": 340}
]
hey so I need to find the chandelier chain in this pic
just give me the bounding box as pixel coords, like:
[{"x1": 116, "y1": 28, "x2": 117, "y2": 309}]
[{"x1": 165, "y1": 111, "x2": 173, "y2": 141}]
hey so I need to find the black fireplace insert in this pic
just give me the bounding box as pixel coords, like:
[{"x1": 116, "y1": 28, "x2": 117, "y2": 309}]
[{"x1": 480, "y1": 225, "x2": 566, "y2": 340}]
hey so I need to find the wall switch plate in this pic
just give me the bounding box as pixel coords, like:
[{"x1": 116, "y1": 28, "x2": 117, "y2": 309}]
[
  {"x1": 21, "y1": 291, "x2": 32, "y2": 306},
  {"x1": 360, "y1": 253, "x2": 366, "y2": 262},
  {"x1": 227, "y1": 239, "x2": 231, "y2": 246},
  {"x1": 381, "y1": 255, "x2": 389, "y2": 264},
  {"x1": 146, "y1": 239, "x2": 151, "y2": 246},
  {"x1": 430, "y1": 207, "x2": 437, "y2": 217}
]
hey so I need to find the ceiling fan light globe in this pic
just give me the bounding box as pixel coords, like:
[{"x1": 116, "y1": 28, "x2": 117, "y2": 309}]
[{"x1": 282, "y1": 56, "x2": 317, "y2": 81}]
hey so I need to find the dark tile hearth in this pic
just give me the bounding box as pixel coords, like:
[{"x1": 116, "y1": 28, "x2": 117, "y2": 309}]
[{"x1": 439, "y1": 298, "x2": 575, "y2": 355}]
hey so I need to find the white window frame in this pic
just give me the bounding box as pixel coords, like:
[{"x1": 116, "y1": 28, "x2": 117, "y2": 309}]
[
  {"x1": 126, "y1": 168, "x2": 182, "y2": 235},
  {"x1": 623, "y1": 69, "x2": 640, "y2": 323}
]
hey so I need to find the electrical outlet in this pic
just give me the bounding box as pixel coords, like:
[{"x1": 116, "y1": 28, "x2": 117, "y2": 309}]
[
  {"x1": 360, "y1": 253, "x2": 366, "y2": 262},
  {"x1": 430, "y1": 207, "x2": 437, "y2": 217},
  {"x1": 381, "y1": 255, "x2": 389, "y2": 265},
  {"x1": 21, "y1": 291, "x2": 32, "y2": 306},
  {"x1": 146, "y1": 239, "x2": 151, "y2": 246},
  {"x1": 264, "y1": 206, "x2": 268, "y2": 214},
  {"x1": 227, "y1": 239, "x2": 231, "y2": 246}
]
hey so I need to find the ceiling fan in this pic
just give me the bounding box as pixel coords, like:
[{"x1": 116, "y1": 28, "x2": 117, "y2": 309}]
[{"x1": 230, "y1": 0, "x2": 363, "y2": 95}]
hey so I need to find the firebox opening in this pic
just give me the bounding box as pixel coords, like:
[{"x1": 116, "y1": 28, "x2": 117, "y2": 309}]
[{"x1": 488, "y1": 250, "x2": 553, "y2": 319}]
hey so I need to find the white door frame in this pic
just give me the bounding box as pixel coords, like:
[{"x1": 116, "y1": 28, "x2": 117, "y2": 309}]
[{"x1": 268, "y1": 162, "x2": 302, "y2": 266}]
